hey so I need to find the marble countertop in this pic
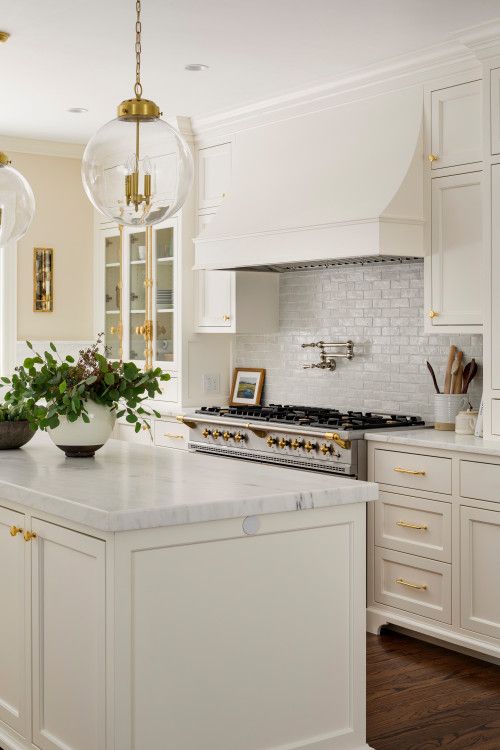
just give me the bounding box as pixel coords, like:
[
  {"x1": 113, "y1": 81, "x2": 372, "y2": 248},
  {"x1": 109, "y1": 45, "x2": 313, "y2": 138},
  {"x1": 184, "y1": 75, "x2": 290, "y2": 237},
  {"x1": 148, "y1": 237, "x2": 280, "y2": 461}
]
[
  {"x1": 366, "y1": 428, "x2": 500, "y2": 457},
  {"x1": 0, "y1": 433, "x2": 377, "y2": 532}
]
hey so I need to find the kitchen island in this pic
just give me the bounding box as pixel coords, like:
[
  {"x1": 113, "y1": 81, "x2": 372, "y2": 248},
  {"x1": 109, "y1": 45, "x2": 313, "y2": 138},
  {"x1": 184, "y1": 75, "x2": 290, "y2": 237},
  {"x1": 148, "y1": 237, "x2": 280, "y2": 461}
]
[{"x1": 0, "y1": 434, "x2": 377, "y2": 750}]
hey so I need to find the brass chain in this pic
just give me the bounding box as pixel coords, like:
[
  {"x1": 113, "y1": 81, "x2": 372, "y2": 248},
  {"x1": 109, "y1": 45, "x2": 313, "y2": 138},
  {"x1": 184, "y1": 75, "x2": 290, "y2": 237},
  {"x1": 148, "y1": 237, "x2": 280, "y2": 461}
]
[{"x1": 134, "y1": 0, "x2": 142, "y2": 99}]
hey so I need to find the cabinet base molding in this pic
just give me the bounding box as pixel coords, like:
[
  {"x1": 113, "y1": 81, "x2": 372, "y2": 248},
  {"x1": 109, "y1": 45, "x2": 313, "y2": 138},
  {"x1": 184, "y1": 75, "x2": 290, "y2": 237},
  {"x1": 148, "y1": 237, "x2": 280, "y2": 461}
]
[
  {"x1": 0, "y1": 722, "x2": 32, "y2": 750},
  {"x1": 367, "y1": 606, "x2": 500, "y2": 663}
]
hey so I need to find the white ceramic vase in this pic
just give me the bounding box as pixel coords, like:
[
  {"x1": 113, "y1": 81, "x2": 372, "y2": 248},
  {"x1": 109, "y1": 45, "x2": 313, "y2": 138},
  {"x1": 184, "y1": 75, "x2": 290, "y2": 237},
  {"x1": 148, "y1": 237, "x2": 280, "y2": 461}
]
[{"x1": 48, "y1": 401, "x2": 116, "y2": 457}]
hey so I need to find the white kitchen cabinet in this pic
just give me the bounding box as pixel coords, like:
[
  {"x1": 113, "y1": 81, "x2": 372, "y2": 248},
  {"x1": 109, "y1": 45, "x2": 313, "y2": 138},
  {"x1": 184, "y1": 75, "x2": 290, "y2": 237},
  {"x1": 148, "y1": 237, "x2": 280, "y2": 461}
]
[
  {"x1": 0, "y1": 507, "x2": 29, "y2": 739},
  {"x1": 430, "y1": 80, "x2": 482, "y2": 169},
  {"x1": 490, "y1": 68, "x2": 500, "y2": 154},
  {"x1": 460, "y1": 506, "x2": 500, "y2": 640},
  {"x1": 429, "y1": 171, "x2": 483, "y2": 328},
  {"x1": 195, "y1": 212, "x2": 233, "y2": 329},
  {"x1": 198, "y1": 142, "x2": 231, "y2": 209},
  {"x1": 31, "y1": 519, "x2": 106, "y2": 750},
  {"x1": 491, "y1": 164, "x2": 500, "y2": 390}
]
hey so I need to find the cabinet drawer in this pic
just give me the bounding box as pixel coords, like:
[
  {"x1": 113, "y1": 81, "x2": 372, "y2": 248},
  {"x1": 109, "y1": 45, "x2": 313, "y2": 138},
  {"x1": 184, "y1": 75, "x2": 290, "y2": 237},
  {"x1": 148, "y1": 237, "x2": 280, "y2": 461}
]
[
  {"x1": 460, "y1": 460, "x2": 500, "y2": 504},
  {"x1": 374, "y1": 547, "x2": 451, "y2": 623},
  {"x1": 374, "y1": 449, "x2": 452, "y2": 494},
  {"x1": 154, "y1": 419, "x2": 189, "y2": 450},
  {"x1": 375, "y1": 492, "x2": 451, "y2": 562}
]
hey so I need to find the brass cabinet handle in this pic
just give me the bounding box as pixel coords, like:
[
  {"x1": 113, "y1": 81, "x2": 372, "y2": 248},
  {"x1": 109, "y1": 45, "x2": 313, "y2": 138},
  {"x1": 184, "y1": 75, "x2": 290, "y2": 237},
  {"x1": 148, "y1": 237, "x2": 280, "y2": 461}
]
[
  {"x1": 428, "y1": 154, "x2": 439, "y2": 162},
  {"x1": 394, "y1": 467, "x2": 426, "y2": 476},
  {"x1": 396, "y1": 577, "x2": 428, "y2": 591},
  {"x1": 163, "y1": 433, "x2": 184, "y2": 440},
  {"x1": 9, "y1": 525, "x2": 23, "y2": 537},
  {"x1": 428, "y1": 310, "x2": 439, "y2": 319},
  {"x1": 396, "y1": 520, "x2": 429, "y2": 531},
  {"x1": 23, "y1": 531, "x2": 37, "y2": 542}
]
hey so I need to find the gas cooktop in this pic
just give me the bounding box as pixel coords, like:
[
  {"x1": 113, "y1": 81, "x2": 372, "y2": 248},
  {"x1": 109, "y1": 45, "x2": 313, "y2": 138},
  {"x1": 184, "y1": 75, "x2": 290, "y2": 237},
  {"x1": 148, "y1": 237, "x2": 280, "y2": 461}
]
[{"x1": 195, "y1": 404, "x2": 425, "y2": 431}]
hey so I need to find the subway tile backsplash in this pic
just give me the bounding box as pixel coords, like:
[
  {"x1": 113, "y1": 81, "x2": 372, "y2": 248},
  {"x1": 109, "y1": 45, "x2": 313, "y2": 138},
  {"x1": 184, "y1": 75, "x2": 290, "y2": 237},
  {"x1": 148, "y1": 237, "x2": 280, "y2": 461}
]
[{"x1": 233, "y1": 263, "x2": 483, "y2": 423}]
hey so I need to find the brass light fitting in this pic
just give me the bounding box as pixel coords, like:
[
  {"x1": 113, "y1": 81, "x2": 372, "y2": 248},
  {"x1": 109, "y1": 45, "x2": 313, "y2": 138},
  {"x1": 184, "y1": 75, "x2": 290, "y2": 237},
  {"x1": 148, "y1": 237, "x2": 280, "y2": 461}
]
[
  {"x1": 0, "y1": 152, "x2": 10, "y2": 167},
  {"x1": 0, "y1": 31, "x2": 10, "y2": 43}
]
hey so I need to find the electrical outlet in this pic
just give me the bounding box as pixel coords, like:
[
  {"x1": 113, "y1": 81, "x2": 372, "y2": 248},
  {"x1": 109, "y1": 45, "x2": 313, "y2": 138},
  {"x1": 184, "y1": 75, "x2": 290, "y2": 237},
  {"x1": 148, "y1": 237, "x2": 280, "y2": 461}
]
[{"x1": 203, "y1": 373, "x2": 220, "y2": 394}]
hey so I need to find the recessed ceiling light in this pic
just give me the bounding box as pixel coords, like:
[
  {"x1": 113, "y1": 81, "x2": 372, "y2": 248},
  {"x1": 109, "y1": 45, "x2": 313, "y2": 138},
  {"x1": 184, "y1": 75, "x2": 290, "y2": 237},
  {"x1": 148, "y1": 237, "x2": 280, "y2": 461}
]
[
  {"x1": 0, "y1": 31, "x2": 10, "y2": 43},
  {"x1": 67, "y1": 107, "x2": 88, "y2": 114},
  {"x1": 185, "y1": 63, "x2": 209, "y2": 72}
]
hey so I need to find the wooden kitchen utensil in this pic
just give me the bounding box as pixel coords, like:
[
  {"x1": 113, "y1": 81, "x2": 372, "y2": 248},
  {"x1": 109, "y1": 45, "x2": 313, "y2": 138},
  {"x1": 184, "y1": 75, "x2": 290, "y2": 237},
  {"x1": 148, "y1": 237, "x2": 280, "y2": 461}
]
[
  {"x1": 426, "y1": 361, "x2": 440, "y2": 394},
  {"x1": 452, "y1": 351, "x2": 463, "y2": 394},
  {"x1": 461, "y1": 358, "x2": 478, "y2": 394},
  {"x1": 443, "y1": 345, "x2": 457, "y2": 394}
]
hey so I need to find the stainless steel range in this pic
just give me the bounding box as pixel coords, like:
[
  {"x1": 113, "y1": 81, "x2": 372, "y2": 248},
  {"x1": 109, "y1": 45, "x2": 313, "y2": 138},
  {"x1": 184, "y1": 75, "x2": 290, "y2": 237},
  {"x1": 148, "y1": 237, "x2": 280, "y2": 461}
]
[{"x1": 178, "y1": 405, "x2": 425, "y2": 480}]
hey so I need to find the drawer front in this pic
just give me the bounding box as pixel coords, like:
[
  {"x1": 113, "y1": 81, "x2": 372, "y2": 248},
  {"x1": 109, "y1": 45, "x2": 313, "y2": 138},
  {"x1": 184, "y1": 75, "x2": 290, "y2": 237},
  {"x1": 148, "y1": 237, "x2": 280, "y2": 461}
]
[
  {"x1": 491, "y1": 399, "x2": 500, "y2": 435},
  {"x1": 375, "y1": 492, "x2": 451, "y2": 562},
  {"x1": 374, "y1": 547, "x2": 451, "y2": 623},
  {"x1": 374, "y1": 449, "x2": 452, "y2": 494},
  {"x1": 154, "y1": 419, "x2": 189, "y2": 450},
  {"x1": 114, "y1": 421, "x2": 152, "y2": 445},
  {"x1": 460, "y1": 460, "x2": 500, "y2": 504}
]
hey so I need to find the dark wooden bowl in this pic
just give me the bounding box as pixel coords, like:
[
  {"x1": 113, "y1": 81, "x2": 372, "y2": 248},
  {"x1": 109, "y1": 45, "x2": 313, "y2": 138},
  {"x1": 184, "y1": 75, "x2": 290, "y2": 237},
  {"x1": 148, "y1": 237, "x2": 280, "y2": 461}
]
[{"x1": 0, "y1": 421, "x2": 36, "y2": 449}]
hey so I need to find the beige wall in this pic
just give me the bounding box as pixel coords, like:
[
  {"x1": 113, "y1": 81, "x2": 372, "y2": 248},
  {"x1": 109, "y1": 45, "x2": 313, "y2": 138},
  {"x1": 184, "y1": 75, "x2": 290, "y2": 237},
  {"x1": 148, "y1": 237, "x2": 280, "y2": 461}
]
[{"x1": 13, "y1": 150, "x2": 93, "y2": 341}]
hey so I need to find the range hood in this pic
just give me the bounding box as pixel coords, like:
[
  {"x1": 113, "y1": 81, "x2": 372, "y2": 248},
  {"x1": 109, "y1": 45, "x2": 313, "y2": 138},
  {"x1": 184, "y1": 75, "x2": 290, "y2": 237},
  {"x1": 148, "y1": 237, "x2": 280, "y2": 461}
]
[{"x1": 195, "y1": 87, "x2": 424, "y2": 272}]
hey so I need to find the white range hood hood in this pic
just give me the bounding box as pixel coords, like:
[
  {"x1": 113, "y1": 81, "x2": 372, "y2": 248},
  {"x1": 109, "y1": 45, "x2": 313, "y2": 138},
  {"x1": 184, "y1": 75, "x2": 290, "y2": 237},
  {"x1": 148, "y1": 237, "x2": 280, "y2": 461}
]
[{"x1": 195, "y1": 87, "x2": 424, "y2": 272}]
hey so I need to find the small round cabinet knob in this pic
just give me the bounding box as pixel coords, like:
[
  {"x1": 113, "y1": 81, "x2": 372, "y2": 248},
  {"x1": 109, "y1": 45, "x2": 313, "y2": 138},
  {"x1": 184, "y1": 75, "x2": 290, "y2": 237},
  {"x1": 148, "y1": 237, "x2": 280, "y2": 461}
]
[
  {"x1": 9, "y1": 525, "x2": 23, "y2": 537},
  {"x1": 23, "y1": 531, "x2": 37, "y2": 542},
  {"x1": 222, "y1": 314, "x2": 231, "y2": 322},
  {"x1": 428, "y1": 153, "x2": 439, "y2": 163},
  {"x1": 266, "y1": 436, "x2": 276, "y2": 447},
  {"x1": 428, "y1": 310, "x2": 439, "y2": 319}
]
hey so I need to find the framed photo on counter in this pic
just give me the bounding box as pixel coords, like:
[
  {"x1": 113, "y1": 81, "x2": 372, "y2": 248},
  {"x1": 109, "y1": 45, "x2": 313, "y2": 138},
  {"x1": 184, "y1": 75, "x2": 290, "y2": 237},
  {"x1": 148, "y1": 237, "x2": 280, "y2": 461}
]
[{"x1": 230, "y1": 368, "x2": 265, "y2": 406}]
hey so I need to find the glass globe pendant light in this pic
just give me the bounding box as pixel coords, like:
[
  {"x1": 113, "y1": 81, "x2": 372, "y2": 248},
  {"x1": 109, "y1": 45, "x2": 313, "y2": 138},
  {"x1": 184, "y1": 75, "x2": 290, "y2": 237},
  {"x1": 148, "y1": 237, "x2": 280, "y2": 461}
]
[
  {"x1": 81, "y1": 0, "x2": 193, "y2": 226},
  {"x1": 0, "y1": 152, "x2": 35, "y2": 247}
]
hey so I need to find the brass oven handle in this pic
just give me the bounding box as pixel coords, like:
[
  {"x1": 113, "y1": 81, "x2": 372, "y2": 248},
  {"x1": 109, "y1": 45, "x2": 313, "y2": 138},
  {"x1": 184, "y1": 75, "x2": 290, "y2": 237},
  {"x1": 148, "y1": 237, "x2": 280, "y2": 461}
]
[
  {"x1": 396, "y1": 520, "x2": 428, "y2": 531},
  {"x1": 395, "y1": 577, "x2": 428, "y2": 591},
  {"x1": 164, "y1": 433, "x2": 184, "y2": 440},
  {"x1": 394, "y1": 467, "x2": 426, "y2": 476},
  {"x1": 324, "y1": 432, "x2": 351, "y2": 450}
]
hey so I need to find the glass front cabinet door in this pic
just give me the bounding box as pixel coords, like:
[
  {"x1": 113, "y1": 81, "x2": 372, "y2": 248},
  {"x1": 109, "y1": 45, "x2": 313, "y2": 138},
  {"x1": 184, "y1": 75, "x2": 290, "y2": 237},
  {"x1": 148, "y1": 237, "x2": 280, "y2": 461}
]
[{"x1": 101, "y1": 219, "x2": 177, "y2": 372}]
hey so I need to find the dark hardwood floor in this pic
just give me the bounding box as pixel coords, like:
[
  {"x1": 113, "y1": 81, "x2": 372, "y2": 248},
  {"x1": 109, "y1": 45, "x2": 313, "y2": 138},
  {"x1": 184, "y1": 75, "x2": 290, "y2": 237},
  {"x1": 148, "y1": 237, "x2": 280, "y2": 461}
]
[{"x1": 367, "y1": 629, "x2": 500, "y2": 750}]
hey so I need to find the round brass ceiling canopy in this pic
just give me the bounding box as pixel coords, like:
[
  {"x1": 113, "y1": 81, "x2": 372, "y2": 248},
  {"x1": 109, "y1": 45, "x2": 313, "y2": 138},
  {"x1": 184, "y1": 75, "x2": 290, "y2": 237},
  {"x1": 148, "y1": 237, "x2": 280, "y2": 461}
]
[
  {"x1": 117, "y1": 98, "x2": 161, "y2": 121},
  {"x1": 0, "y1": 31, "x2": 10, "y2": 43},
  {"x1": 0, "y1": 152, "x2": 10, "y2": 166}
]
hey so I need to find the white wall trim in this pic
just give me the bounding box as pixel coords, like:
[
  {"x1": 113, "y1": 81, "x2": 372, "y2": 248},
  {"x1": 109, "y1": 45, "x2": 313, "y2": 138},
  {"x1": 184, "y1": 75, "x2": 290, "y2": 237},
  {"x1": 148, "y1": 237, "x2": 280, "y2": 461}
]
[
  {"x1": 191, "y1": 20, "x2": 500, "y2": 140},
  {"x1": 0, "y1": 135, "x2": 84, "y2": 159}
]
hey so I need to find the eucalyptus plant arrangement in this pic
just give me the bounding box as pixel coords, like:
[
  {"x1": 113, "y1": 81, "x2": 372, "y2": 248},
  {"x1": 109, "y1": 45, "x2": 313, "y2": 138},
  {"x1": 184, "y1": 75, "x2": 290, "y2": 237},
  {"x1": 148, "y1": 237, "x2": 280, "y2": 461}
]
[
  {"x1": 1, "y1": 337, "x2": 169, "y2": 434},
  {"x1": 0, "y1": 400, "x2": 33, "y2": 423}
]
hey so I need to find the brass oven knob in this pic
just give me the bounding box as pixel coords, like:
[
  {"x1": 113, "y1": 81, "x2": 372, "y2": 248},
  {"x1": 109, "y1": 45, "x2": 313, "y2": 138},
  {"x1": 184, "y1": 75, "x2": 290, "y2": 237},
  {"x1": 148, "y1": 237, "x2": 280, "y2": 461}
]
[
  {"x1": 202, "y1": 428, "x2": 211, "y2": 438},
  {"x1": 291, "y1": 439, "x2": 303, "y2": 450},
  {"x1": 320, "y1": 443, "x2": 332, "y2": 456},
  {"x1": 278, "y1": 438, "x2": 288, "y2": 450},
  {"x1": 234, "y1": 432, "x2": 244, "y2": 443},
  {"x1": 266, "y1": 436, "x2": 277, "y2": 447},
  {"x1": 223, "y1": 431, "x2": 233, "y2": 441},
  {"x1": 304, "y1": 441, "x2": 316, "y2": 453},
  {"x1": 212, "y1": 430, "x2": 221, "y2": 440}
]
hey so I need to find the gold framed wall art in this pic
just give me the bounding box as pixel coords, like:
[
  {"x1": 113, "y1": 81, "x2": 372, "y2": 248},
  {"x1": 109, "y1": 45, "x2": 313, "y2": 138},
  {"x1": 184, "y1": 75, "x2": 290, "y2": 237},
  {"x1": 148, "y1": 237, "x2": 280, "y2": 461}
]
[{"x1": 33, "y1": 248, "x2": 53, "y2": 312}]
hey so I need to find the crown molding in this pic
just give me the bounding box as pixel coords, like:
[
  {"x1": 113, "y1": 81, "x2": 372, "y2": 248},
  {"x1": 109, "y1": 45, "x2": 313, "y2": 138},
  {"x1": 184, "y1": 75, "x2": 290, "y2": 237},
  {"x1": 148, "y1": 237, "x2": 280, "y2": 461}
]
[
  {"x1": 191, "y1": 19, "x2": 500, "y2": 140},
  {"x1": 0, "y1": 135, "x2": 85, "y2": 159}
]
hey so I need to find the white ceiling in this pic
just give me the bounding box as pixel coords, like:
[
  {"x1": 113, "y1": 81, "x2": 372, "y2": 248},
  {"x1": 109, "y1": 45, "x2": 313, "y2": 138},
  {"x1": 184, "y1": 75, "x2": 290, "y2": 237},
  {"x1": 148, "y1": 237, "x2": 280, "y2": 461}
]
[{"x1": 1, "y1": 0, "x2": 500, "y2": 144}]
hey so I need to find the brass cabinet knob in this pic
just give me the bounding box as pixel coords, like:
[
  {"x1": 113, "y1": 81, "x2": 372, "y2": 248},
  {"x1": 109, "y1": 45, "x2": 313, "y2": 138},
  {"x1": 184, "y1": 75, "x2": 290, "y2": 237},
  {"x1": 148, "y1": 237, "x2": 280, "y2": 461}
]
[
  {"x1": 304, "y1": 441, "x2": 317, "y2": 453},
  {"x1": 320, "y1": 443, "x2": 332, "y2": 456},
  {"x1": 291, "y1": 439, "x2": 303, "y2": 450},
  {"x1": 135, "y1": 324, "x2": 146, "y2": 335},
  {"x1": 212, "y1": 430, "x2": 221, "y2": 439},
  {"x1": 202, "y1": 428, "x2": 211, "y2": 438},
  {"x1": 278, "y1": 438, "x2": 288, "y2": 450},
  {"x1": 110, "y1": 326, "x2": 117, "y2": 335},
  {"x1": 23, "y1": 531, "x2": 37, "y2": 542},
  {"x1": 223, "y1": 431, "x2": 233, "y2": 441},
  {"x1": 9, "y1": 525, "x2": 23, "y2": 537},
  {"x1": 428, "y1": 310, "x2": 439, "y2": 319},
  {"x1": 234, "y1": 431, "x2": 244, "y2": 443},
  {"x1": 222, "y1": 314, "x2": 231, "y2": 322},
  {"x1": 428, "y1": 154, "x2": 439, "y2": 163},
  {"x1": 266, "y1": 436, "x2": 277, "y2": 447}
]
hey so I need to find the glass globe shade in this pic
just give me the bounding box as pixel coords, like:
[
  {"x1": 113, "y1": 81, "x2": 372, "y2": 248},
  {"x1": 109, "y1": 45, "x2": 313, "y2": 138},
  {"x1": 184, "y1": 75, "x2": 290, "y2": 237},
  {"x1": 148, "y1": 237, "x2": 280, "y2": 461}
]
[
  {"x1": 0, "y1": 162, "x2": 35, "y2": 247},
  {"x1": 81, "y1": 116, "x2": 193, "y2": 226}
]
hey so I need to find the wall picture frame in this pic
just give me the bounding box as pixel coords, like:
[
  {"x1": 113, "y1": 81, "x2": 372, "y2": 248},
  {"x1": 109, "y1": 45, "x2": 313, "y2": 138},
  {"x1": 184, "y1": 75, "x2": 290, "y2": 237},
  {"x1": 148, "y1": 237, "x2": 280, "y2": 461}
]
[
  {"x1": 33, "y1": 248, "x2": 54, "y2": 312},
  {"x1": 230, "y1": 367, "x2": 265, "y2": 406}
]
